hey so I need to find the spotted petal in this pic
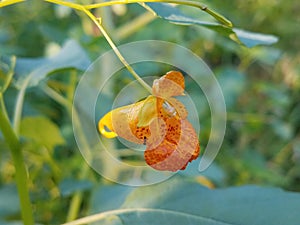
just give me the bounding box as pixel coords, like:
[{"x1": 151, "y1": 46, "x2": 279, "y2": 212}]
[
  {"x1": 144, "y1": 119, "x2": 200, "y2": 171},
  {"x1": 152, "y1": 71, "x2": 185, "y2": 98}
]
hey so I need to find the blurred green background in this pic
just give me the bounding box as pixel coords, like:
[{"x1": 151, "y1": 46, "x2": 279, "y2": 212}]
[{"x1": 0, "y1": 0, "x2": 299, "y2": 224}]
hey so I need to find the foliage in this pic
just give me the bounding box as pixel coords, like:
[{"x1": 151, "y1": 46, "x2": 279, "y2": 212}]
[
  {"x1": 88, "y1": 178, "x2": 300, "y2": 225},
  {"x1": 0, "y1": 0, "x2": 299, "y2": 225}
]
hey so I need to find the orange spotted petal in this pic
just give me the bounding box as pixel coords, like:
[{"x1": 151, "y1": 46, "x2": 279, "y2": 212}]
[
  {"x1": 144, "y1": 119, "x2": 200, "y2": 171},
  {"x1": 98, "y1": 70, "x2": 200, "y2": 172},
  {"x1": 152, "y1": 71, "x2": 185, "y2": 98}
]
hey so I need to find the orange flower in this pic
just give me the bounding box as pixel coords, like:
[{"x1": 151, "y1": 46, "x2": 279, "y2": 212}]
[{"x1": 98, "y1": 71, "x2": 200, "y2": 172}]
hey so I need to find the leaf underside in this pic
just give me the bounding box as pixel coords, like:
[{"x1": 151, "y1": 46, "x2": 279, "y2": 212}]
[
  {"x1": 89, "y1": 178, "x2": 300, "y2": 225},
  {"x1": 145, "y1": 3, "x2": 278, "y2": 47}
]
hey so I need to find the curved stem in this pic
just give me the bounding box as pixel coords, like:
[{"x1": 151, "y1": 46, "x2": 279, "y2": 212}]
[
  {"x1": 84, "y1": 0, "x2": 232, "y2": 27},
  {"x1": 0, "y1": 56, "x2": 16, "y2": 120},
  {"x1": 43, "y1": 85, "x2": 93, "y2": 222},
  {"x1": 45, "y1": 0, "x2": 152, "y2": 93},
  {"x1": 44, "y1": 0, "x2": 233, "y2": 94},
  {"x1": 44, "y1": 0, "x2": 82, "y2": 10},
  {"x1": 0, "y1": 0, "x2": 25, "y2": 8},
  {"x1": 115, "y1": 11, "x2": 155, "y2": 40},
  {"x1": 13, "y1": 74, "x2": 31, "y2": 136},
  {"x1": 82, "y1": 8, "x2": 152, "y2": 93}
]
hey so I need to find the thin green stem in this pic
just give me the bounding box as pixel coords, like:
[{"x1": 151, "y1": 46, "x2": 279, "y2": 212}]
[
  {"x1": 44, "y1": 0, "x2": 83, "y2": 10},
  {"x1": 66, "y1": 163, "x2": 90, "y2": 222},
  {"x1": 0, "y1": 93, "x2": 9, "y2": 121},
  {"x1": 81, "y1": 7, "x2": 153, "y2": 93},
  {"x1": 13, "y1": 75, "x2": 31, "y2": 136},
  {"x1": 45, "y1": 0, "x2": 152, "y2": 93},
  {"x1": 1, "y1": 56, "x2": 16, "y2": 93},
  {"x1": 43, "y1": 85, "x2": 92, "y2": 222},
  {"x1": 0, "y1": 56, "x2": 16, "y2": 121},
  {"x1": 44, "y1": 0, "x2": 232, "y2": 93},
  {"x1": 45, "y1": 0, "x2": 232, "y2": 27},
  {"x1": 0, "y1": 101, "x2": 34, "y2": 225},
  {"x1": 84, "y1": 0, "x2": 232, "y2": 27},
  {"x1": 43, "y1": 85, "x2": 72, "y2": 109},
  {"x1": 66, "y1": 191, "x2": 84, "y2": 222},
  {"x1": 0, "y1": 55, "x2": 33, "y2": 225},
  {"x1": 0, "y1": 0, "x2": 25, "y2": 8},
  {"x1": 114, "y1": 11, "x2": 155, "y2": 40}
]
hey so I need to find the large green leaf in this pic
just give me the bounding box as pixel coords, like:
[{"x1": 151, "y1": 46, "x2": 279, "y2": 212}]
[
  {"x1": 86, "y1": 178, "x2": 300, "y2": 225},
  {"x1": 14, "y1": 39, "x2": 90, "y2": 88},
  {"x1": 0, "y1": 185, "x2": 19, "y2": 218},
  {"x1": 59, "y1": 178, "x2": 93, "y2": 197},
  {"x1": 144, "y1": 3, "x2": 278, "y2": 47},
  {"x1": 20, "y1": 116, "x2": 65, "y2": 150},
  {"x1": 216, "y1": 67, "x2": 246, "y2": 108}
]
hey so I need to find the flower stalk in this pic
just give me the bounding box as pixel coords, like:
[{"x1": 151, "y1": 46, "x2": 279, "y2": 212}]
[
  {"x1": 44, "y1": 0, "x2": 232, "y2": 94},
  {"x1": 0, "y1": 103, "x2": 34, "y2": 225},
  {"x1": 0, "y1": 57, "x2": 34, "y2": 225}
]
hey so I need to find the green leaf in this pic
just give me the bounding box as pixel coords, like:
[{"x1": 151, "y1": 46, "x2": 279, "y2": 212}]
[
  {"x1": 216, "y1": 67, "x2": 246, "y2": 108},
  {"x1": 88, "y1": 178, "x2": 300, "y2": 225},
  {"x1": 0, "y1": 221, "x2": 24, "y2": 225},
  {"x1": 59, "y1": 178, "x2": 93, "y2": 197},
  {"x1": 145, "y1": 3, "x2": 278, "y2": 47},
  {"x1": 179, "y1": 158, "x2": 226, "y2": 185},
  {"x1": 91, "y1": 185, "x2": 134, "y2": 214},
  {"x1": 20, "y1": 116, "x2": 65, "y2": 150},
  {"x1": 0, "y1": 185, "x2": 19, "y2": 218},
  {"x1": 233, "y1": 28, "x2": 279, "y2": 48},
  {"x1": 14, "y1": 39, "x2": 90, "y2": 88}
]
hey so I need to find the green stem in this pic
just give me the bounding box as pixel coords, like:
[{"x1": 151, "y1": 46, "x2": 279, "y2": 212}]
[
  {"x1": 66, "y1": 164, "x2": 90, "y2": 222},
  {"x1": 44, "y1": 0, "x2": 232, "y2": 94},
  {"x1": 13, "y1": 75, "x2": 31, "y2": 136},
  {"x1": 43, "y1": 85, "x2": 92, "y2": 222},
  {"x1": 0, "y1": 0, "x2": 25, "y2": 8},
  {"x1": 0, "y1": 93, "x2": 9, "y2": 121},
  {"x1": 45, "y1": 0, "x2": 152, "y2": 93},
  {"x1": 0, "y1": 56, "x2": 16, "y2": 121},
  {"x1": 84, "y1": 0, "x2": 232, "y2": 27},
  {"x1": 82, "y1": 7, "x2": 153, "y2": 93},
  {"x1": 44, "y1": 0, "x2": 83, "y2": 10},
  {"x1": 45, "y1": 0, "x2": 232, "y2": 27},
  {"x1": 1, "y1": 56, "x2": 16, "y2": 94},
  {"x1": 0, "y1": 102, "x2": 34, "y2": 225},
  {"x1": 114, "y1": 11, "x2": 155, "y2": 40}
]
